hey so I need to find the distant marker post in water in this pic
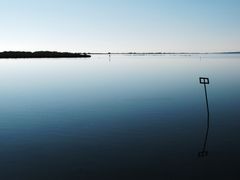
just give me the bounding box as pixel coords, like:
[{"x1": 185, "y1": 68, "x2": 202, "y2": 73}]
[
  {"x1": 199, "y1": 77, "x2": 210, "y2": 157},
  {"x1": 108, "y1": 52, "x2": 111, "y2": 61}
]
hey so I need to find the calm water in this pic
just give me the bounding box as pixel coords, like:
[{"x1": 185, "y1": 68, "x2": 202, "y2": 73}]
[{"x1": 0, "y1": 54, "x2": 240, "y2": 179}]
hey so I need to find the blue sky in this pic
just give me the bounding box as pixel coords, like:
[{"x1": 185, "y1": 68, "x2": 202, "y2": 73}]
[{"x1": 0, "y1": 0, "x2": 239, "y2": 52}]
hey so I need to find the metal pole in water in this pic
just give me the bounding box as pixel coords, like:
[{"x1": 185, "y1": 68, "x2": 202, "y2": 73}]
[
  {"x1": 108, "y1": 52, "x2": 111, "y2": 62},
  {"x1": 199, "y1": 77, "x2": 210, "y2": 157}
]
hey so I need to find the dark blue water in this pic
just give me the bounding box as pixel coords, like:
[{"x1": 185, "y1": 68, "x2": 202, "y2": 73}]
[{"x1": 0, "y1": 55, "x2": 240, "y2": 179}]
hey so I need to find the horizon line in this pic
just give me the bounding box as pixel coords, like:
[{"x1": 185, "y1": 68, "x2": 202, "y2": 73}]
[{"x1": 1, "y1": 50, "x2": 240, "y2": 54}]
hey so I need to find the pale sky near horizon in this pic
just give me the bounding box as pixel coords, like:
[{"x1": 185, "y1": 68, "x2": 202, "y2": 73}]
[{"x1": 0, "y1": 0, "x2": 239, "y2": 53}]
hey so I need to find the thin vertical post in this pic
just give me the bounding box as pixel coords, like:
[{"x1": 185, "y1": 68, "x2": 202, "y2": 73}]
[
  {"x1": 199, "y1": 77, "x2": 210, "y2": 157},
  {"x1": 108, "y1": 52, "x2": 111, "y2": 62}
]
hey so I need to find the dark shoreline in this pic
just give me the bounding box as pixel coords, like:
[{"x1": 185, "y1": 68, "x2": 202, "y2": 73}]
[{"x1": 0, "y1": 51, "x2": 91, "y2": 58}]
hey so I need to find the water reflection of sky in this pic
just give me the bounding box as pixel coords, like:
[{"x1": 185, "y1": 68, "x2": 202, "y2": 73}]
[{"x1": 0, "y1": 55, "x2": 239, "y2": 179}]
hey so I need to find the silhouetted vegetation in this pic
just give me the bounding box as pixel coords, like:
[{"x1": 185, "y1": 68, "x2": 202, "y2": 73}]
[{"x1": 0, "y1": 51, "x2": 91, "y2": 58}]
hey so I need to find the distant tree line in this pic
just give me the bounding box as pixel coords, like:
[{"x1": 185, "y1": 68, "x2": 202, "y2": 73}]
[{"x1": 0, "y1": 51, "x2": 91, "y2": 58}]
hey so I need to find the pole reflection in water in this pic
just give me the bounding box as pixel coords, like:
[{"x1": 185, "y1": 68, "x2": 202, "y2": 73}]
[
  {"x1": 199, "y1": 77, "x2": 210, "y2": 157},
  {"x1": 108, "y1": 52, "x2": 111, "y2": 62}
]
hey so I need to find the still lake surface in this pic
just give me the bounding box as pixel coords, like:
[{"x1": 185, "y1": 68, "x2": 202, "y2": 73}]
[{"x1": 0, "y1": 54, "x2": 240, "y2": 179}]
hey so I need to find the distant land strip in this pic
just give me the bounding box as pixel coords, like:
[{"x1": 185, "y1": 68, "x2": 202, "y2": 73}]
[
  {"x1": 91, "y1": 51, "x2": 240, "y2": 55},
  {"x1": 0, "y1": 51, "x2": 91, "y2": 58}
]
